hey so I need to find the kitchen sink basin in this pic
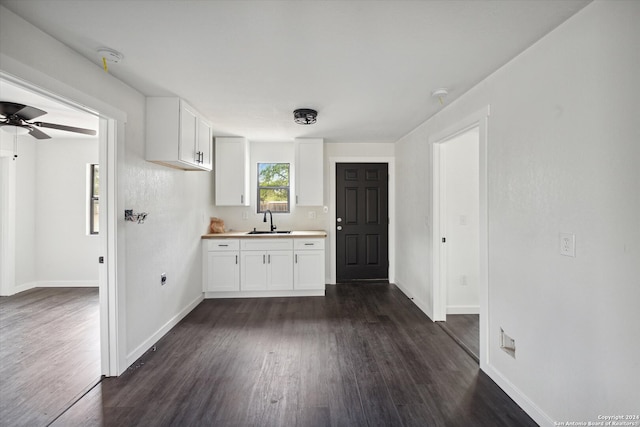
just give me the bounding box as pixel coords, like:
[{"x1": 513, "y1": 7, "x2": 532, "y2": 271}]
[{"x1": 246, "y1": 230, "x2": 292, "y2": 235}]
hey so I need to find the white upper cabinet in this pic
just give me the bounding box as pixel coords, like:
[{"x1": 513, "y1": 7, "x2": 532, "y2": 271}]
[
  {"x1": 215, "y1": 137, "x2": 250, "y2": 206},
  {"x1": 294, "y1": 138, "x2": 323, "y2": 206},
  {"x1": 146, "y1": 97, "x2": 212, "y2": 171}
]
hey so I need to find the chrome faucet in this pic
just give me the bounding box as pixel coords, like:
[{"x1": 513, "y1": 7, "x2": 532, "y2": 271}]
[{"x1": 263, "y1": 209, "x2": 276, "y2": 232}]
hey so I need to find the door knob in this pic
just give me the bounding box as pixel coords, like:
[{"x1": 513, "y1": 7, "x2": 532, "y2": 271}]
[
  {"x1": 337, "y1": 226, "x2": 342, "y2": 231},
  {"x1": 337, "y1": 217, "x2": 342, "y2": 223}
]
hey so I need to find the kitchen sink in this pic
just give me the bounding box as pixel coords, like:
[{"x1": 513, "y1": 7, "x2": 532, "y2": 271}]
[{"x1": 246, "y1": 230, "x2": 292, "y2": 235}]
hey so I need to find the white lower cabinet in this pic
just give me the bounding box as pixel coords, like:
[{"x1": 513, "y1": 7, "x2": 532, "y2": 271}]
[
  {"x1": 241, "y1": 250, "x2": 293, "y2": 291},
  {"x1": 294, "y1": 239, "x2": 325, "y2": 290},
  {"x1": 203, "y1": 237, "x2": 325, "y2": 297},
  {"x1": 203, "y1": 239, "x2": 240, "y2": 292}
]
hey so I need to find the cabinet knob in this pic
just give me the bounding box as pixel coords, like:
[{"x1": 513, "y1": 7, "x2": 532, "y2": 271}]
[
  {"x1": 337, "y1": 217, "x2": 342, "y2": 223},
  {"x1": 337, "y1": 225, "x2": 342, "y2": 231}
]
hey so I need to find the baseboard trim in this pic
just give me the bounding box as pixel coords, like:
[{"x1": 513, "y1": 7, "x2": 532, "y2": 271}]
[
  {"x1": 125, "y1": 293, "x2": 204, "y2": 368},
  {"x1": 484, "y1": 361, "x2": 554, "y2": 427},
  {"x1": 446, "y1": 305, "x2": 480, "y2": 314},
  {"x1": 7, "y1": 280, "x2": 99, "y2": 295},
  {"x1": 10, "y1": 281, "x2": 38, "y2": 295},
  {"x1": 394, "y1": 279, "x2": 434, "y2": 321},
  {"x1": 37, "y1": 280, "x2": 99, "y2": 288},
  {"x1": 204, "y1": 289, "x2": 325, "y2": 299}
]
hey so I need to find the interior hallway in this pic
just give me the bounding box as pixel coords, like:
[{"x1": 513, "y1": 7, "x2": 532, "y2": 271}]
[
  {"x1": 54, "y1": 283, "x2": 534, "y2": 426},
  {"x1": 0, "y1": 287, "x2": 100, "y2": 426}
]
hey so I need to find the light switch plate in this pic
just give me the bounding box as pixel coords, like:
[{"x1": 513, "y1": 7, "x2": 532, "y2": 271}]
[{"x1": 560, "y1": 233, "x2": 575, "y2": 257}]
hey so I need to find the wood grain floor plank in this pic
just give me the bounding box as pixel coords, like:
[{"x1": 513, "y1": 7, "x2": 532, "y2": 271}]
[
  {"x1": 52, "y1": 283, "x2": 536, "y2": 427},
  {"x1": 0, "y1": 287, "x2": 100, "y2": 427}
]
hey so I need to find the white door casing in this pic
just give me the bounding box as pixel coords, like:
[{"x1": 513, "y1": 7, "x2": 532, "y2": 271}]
[{"x1": 430, "y1": 106, "x2": 489, "y2": 370}]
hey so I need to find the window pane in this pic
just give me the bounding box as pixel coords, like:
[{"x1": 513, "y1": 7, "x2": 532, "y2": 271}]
[
  {"x1": 92, "y1": 165, "x2": 100, "y2": 197},
  {"x1": 91, "y1": 199, "x2": 99, "y2": 234},
  {"x1": 258, "y1": 163, "x2": 289, "y2": 186},
  {"x1": 257, "y1": 163, "x2": 290, "y2": 213},
  {"x1": 259, "y1": 188, "x2": 289, "y2": 212}
]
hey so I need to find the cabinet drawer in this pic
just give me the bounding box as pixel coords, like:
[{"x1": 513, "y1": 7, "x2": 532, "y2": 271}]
[
  {"x1": 241, "y1": 238, "x2": 293, "y2": 251},
  {"x1": 206, "y1": 239, "x2": 240, "y2": 251},
  {"x1": 294, "y1": 239, "x2": 325, "y2": 250}
]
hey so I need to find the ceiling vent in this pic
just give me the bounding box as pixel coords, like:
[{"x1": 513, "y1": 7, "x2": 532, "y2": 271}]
[{"x1": 293, "y1": 108, "x2": 317, "y2": 125}]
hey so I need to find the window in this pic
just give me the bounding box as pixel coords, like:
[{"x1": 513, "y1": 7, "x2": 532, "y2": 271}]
[
  {"x1": 257, "y1": 163, "x2": 290, "y2": 213},
  {"x1": 89, "y1": 164, "x2": 99, "y2": 234}
]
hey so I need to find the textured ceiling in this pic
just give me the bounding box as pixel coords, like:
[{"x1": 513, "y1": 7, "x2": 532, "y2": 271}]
[{"x1": 1, "y1": 0, "x2": 590, "y2": 143}]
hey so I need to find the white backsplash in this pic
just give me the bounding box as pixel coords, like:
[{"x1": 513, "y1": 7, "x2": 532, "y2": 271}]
[{"x1": 210, "y1": 206, "x2": 329, "y2": 233}]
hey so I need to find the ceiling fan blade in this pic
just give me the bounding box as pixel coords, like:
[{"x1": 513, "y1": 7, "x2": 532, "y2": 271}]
[
  {"x1": 0, "y1": 101, "x2": 47, "y2": 120},
  {"x1": 29, "y1": 127, "x2": 51, "y2": 140},
  {"x1": 33, "y1": 121, "x2": 97, "y2": 136},
  {"x1": 0, "y1": 101, "x2": 26, "y2": 117}
]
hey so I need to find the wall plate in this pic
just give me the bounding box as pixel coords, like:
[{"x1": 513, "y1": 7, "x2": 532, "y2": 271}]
[{"x1": 559, "y1": 233, "x2": 575, "y2": 257}]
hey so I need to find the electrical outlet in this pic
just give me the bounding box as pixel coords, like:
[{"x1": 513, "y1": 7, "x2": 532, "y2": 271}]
[
  {"x1": 242, "y1": 211, "x2": 248, "y2": 220},
  {"x1": 460, "y1": 275, "x2": 468, "y2": 286},
  {"x1": 308, "y1": 211, "x2": 317, "y2": 220},
  {"x1": 161, "y1": 273, "x2": 167, "y2": 286},
  {"x1": 560, "y1": 233, "x2": 575, "y2": 257}
]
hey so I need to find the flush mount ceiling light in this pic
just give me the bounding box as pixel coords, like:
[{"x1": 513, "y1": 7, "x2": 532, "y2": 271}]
[
  {"x1": 293, "y1": 108, "x2": 317, "y2": 125},
  {"x1": 0, "y1": 124, "x2": 31, "y2": 136}
]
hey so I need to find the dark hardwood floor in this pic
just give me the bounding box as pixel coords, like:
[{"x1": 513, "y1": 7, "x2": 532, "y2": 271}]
[
  {"x1": 53, "y1": 283, "x2": 535, "y2": 427},
  {"x1": 438, "y1": 314, "x2": 480, "y2": 362},
  {"x1": 0, "y1": 287, "x2": 101, "y2": 427}
]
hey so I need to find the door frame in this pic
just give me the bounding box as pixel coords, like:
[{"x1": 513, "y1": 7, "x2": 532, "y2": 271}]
[
  {"x1": 328, "y1": 157, "x2": 395, "y2": 285},
  {"x1": 0, "y1": 70, "x2": 126, "y2": 376},
  {"x1": 430, "y1": 106, "x2": 489, "y2": 369}
]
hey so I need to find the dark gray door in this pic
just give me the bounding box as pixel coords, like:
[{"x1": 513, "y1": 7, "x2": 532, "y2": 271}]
[{"x1": 336, "y1": 163, "x2": 389, "y2": 281}]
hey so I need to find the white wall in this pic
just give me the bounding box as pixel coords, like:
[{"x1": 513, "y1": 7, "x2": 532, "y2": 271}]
[
  {"x1": 13, "y1": 136, "x2": 37, "y2": 290},
  {"x1": 211, "y1": 141, "x2": 396, "y2": 284},
  {"x1": 395, "y1": 1, "x2": 640, "y2": 424},
  {"x1": 213, "y1": 140, "x2": 329, "y2": 232},
  {"x1": 35, "y1": 138, "x2": 100, "y2": 285},
  {"x1": 0, "y1": 6, "x2": 213, "y2": 371}
]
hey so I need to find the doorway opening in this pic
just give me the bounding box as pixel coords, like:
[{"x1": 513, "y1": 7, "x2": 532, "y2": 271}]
[
  {"x1": 437, "y1": 127, "x2": 480, "y2": 360},
  {"x1": 0, "y1": 74, "x2": 119, "y2": 424},
  {"x1": 431, "y1": 107, "x2": 489, "y2": 367}
]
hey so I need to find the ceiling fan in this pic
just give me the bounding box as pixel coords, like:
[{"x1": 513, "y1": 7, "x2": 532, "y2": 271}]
[{"x1": 0, "y1": 101, "x2": 97, "y2": 139}]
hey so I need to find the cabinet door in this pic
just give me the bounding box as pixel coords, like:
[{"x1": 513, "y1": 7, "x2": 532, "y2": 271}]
[
  {"x1": 197, "y1": 118, "x2": 212, "y2": 170},
  {"x1": 294, "y1": 251, "x2": 325, "y2": 290},
  {"x1": 179, "y1": 103, "x2": 198, "y2": 166},
  {"x1": 267, "y1": 251, "x2": 293, "y2": 290},
  {"x1": 206, "y1": 252, "x2": 239, "y2": 292},
  {"x1": 215, "y1": 137, "x2": 250, "y2": 206},
  {"x1": 295, "y1": 138, "x2": 324, "y2": 206},
  {"x1": 241, "y1": 251, "x2": 267, "y2": 290}
]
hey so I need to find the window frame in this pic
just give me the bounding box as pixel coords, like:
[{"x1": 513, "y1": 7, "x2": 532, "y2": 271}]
[
  {"x1": 256, "y1": 162, "x2": 290, "y2": 214},
  {"x1": 89, "y1": 163, "x2": 99, "y2": 235}
]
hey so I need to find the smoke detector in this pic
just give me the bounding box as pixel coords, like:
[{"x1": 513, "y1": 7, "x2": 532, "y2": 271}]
[
  {"x1": 97, "y1": 48, "x2": 124, "y2": 63},
  {"x1": 431, "y1": 88, "x2": 448, "y2": 105}
]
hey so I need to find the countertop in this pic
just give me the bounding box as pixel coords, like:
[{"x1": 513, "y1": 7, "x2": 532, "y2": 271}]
[{"x1": 201, "y1": 230, "x2": 327, "y2": 239}]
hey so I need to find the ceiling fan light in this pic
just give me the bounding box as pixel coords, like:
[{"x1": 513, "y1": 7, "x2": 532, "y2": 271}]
[
  {"x1": 293, "y1": 108, "x2": 318, "y2": 125},
  {"x1": 1, "y1": 124, "x2": 31, "y2": 136}
]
